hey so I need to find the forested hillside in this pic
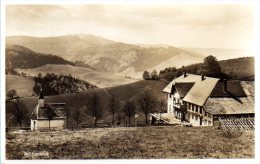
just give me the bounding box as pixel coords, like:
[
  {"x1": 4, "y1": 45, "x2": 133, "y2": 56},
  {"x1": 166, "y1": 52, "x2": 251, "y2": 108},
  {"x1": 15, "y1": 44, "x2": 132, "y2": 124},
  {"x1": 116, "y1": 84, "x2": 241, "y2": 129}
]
[{"x1": 6, "y1": 44, "x2": 75, "y2": 71}]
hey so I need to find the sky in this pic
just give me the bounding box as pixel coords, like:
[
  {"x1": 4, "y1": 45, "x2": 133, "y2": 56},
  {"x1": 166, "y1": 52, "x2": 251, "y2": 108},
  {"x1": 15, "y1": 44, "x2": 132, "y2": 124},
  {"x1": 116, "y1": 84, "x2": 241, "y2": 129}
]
[{"x1": 5, "y1": 4, "x2": 256, "y2": 49}]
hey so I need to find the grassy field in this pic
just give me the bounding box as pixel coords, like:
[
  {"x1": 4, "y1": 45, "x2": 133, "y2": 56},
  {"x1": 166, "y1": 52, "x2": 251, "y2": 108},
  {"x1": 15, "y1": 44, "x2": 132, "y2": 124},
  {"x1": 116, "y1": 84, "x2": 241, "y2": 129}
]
[
  {"x1": 6, "y1": 126, "x2": 254, "y2": 159},
  {"x1": 6, "y1": 75, "x2": 35, "y2": 97}
]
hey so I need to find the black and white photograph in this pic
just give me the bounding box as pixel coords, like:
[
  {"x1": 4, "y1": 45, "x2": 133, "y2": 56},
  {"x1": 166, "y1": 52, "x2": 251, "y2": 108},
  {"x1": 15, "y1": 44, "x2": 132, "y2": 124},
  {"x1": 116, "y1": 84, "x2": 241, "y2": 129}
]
[{"x1": 1, "y1": 0, "x2": 259, "y2": 163}]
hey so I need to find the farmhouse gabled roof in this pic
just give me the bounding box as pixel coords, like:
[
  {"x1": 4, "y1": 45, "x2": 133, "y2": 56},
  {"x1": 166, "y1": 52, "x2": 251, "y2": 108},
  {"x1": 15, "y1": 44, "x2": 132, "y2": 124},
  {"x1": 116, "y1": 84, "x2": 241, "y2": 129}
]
[
  {"x1": 162, "y1": 74, "x2": 201, "y2": 93},
  {"x1": 210, "y1": 80, "x2": 247, "y2": 97},
  {"x1": 163, "y1": 73, "x2": 249, "y2": 107},
  {"x1": 31, "y1": 103, "x2": 66, "y2": 120},
  {"x1": 175, "y1": 83, "x2": 194, "y2": 98},
  {"x1": 182, "y1": 76, "x2": 219, "y2": 106},
  {"x1": 204, "y1": 81, "x2": 254, "y2": 115}
]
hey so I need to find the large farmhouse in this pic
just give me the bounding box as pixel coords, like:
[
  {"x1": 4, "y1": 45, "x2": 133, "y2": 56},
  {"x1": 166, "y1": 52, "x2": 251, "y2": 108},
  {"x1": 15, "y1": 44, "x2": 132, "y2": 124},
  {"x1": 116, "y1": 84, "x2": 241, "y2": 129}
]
[
  {"x1": 160, "y1": 73, "x2": 254, "y2": 126},
  {"x1": 30, "y1": 89, "x2": 66, "y2": 131}
]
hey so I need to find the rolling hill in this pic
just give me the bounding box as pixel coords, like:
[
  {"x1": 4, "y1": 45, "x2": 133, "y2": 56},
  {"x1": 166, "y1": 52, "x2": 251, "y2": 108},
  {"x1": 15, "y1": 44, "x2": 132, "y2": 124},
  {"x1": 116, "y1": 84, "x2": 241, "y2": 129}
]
[
  {"x1": 149, "y1": 52, "x2": 204, "y2": 72},
  {"x1": 16, "y1": 64, "x2": 138, "y2": 88},
  {"x1": 6, "y1": 44, "x2": 138, "y2": 88},
  {"x1": 219, "y1": 57, "x2": 254, "y2": 80},
  {"x1": 6, "y1": 34, "x2": 205, "y2": 77},
  {"x1": 6, "y1": 75, "x2": 35, "y2": 97},
  {"x1": 6, "y1": 44, "x2": 75, "y2": 69},
  {"x1": 159, "y1": 57, "x2": 255, "y2": 81}
]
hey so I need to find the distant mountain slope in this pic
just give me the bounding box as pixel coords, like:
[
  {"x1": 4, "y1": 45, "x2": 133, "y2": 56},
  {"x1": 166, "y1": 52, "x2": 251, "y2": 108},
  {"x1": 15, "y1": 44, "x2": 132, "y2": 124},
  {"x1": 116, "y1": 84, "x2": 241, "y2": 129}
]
[
  {"x1": 185, "y1": 47, "x2": 253, "y2": 60},
  {"x1": 6, "y1": 35, "x2": 205, "y2": 76},
  {"x1": 17, "y1": 64, "x2": 138, "y2": 88},
  {"x1": 149, "y1": 52, "x2": 204, "y2": 71},
  {"x1": 73, "y1": 60, "x2": 96, "y2": 70},
  {"x1": 6, "y1": 44, "x2": 75, "y2": 69},
  {"x1": 6, "y1": 34, "x2": 114, "y2": 58}
]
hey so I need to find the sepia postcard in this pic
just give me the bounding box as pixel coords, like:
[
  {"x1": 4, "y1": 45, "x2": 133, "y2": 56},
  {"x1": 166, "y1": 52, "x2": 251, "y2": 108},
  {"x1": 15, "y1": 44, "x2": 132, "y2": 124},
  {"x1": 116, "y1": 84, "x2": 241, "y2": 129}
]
[{"x1": 1, "y1": 0, "x2": 259, "y2": 164}]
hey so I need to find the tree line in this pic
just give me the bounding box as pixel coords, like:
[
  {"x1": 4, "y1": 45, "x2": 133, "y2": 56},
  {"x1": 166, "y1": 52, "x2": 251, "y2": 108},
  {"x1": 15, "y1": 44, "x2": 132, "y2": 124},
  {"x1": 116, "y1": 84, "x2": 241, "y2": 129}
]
[
  {"x1": 143, "y1": 55, "x2": 228, "y2": 81},
  {"x1": 33, "y1": 73, "x2": 98, "y2": 96},
  {"x1": 76, "y1": 90, "x2": 165, "y2": 127}
]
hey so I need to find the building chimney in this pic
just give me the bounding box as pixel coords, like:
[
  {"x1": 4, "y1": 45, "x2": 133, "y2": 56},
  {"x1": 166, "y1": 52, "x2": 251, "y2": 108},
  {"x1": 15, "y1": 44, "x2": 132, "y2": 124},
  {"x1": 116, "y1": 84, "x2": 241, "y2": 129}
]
[
  {"x1": 183, "y1": 72, "x2": 187, "y2": 78},
  {"x1": 201, "y1": 75, "x2": 205, "y2": 81},
  {"x1": 223, "y1": 79, "x2": 228, "y2": 93}
]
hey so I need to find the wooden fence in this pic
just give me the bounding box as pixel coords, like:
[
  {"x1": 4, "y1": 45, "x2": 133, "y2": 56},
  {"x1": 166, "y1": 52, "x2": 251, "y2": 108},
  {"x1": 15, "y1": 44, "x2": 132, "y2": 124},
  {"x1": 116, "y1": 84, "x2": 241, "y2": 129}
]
[{"x1": 219, "y1": 117, "x2": 254, "y2": 131}]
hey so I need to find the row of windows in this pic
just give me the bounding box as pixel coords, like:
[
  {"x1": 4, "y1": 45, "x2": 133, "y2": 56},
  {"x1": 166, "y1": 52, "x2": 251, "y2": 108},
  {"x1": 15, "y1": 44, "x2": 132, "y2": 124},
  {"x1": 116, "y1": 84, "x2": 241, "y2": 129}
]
[{"x1": 188, "y1": 103, "x2": 203, "y2": 114}]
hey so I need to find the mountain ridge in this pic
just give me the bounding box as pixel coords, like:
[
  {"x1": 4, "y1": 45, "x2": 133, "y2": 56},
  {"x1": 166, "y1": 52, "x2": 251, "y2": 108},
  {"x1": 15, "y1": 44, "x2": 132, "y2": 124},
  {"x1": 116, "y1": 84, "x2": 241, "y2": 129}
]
[{"x1": 6, "y1": 34, "x2": 206, "y2": 76}]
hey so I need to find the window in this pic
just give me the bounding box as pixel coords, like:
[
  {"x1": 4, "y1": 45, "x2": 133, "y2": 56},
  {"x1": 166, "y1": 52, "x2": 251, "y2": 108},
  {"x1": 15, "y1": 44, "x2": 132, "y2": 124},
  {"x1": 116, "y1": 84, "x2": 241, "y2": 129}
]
[
  {"x1": 195, "y1": 115, "x2": 198, "y2": 121},
  {"x1": 208, "y1": 113, "x2": 212, "y2": 118},
  {"x1": 195, "y1": 106, "x2": 198, "y2": 113},
  {"x1": 199, "y1": 107, "x2": 202, "y2": 114},
  {"x1": 204, "y1": 112, "x2": 207, "y2": 117},
  {"x1": 208, "y1": 121, "x2": 212, "y2": 125}
]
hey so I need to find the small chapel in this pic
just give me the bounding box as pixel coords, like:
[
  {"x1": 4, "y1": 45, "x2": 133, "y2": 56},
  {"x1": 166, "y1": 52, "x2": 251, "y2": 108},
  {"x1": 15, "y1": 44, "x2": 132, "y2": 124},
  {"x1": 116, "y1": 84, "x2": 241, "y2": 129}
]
[{"x1": 30, "y1": 89, "x2": 66, "y2": 131}]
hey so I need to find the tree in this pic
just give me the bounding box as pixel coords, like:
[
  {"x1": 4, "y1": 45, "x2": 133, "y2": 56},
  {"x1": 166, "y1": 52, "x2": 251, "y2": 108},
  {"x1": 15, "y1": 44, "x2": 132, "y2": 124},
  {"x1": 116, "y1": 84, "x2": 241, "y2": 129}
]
[
  {"x1": 151, "y1": 69, "x2": 159, "y2": 80},
  {"x1": 65, "y1": 107, "x2": 72, "y2": 128},
  {"x1": 158, "y1": 99, "x2": 166, "y2": 121},
  {"x1": 43, "y1": 104, "x2": 57, "y2": 130},
  {"x1": 202, "y1": 55, "x2": 223, "y2": 78},
  {"x1": 72, "y1": 108, "x2": 81, "y2": 126},
  {"x1": 7, "y1": 89, "x2": 17, "y2": 100},
  {"x1": 108, "y1": 94, "x2": 120, "y2": 125},
  {"x1": 85, "y1": 93, "x2": 103, "y2": 126},
  {"x1": 138, "y1": 91, "x2": 158, "y2": 124},
  {"x1": 123, "y1": 100, "x2": 136, "y2": 125},
  {"x1": 142, "y1": 70, "x2": 150, "y2": 80},
  {"x1": 117, "y1": 109, "x2": 122, "y2": 125},
  {"x1": 10, "y1": 97, "x2": 29, "y2": 128}
]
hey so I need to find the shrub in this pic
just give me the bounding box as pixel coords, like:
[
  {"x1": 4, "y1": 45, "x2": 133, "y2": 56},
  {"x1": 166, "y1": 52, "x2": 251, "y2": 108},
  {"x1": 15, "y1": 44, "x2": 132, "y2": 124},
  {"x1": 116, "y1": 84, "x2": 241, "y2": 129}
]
[{"x1": 221, "y1": 129, "x2": 243, "y2": 138}]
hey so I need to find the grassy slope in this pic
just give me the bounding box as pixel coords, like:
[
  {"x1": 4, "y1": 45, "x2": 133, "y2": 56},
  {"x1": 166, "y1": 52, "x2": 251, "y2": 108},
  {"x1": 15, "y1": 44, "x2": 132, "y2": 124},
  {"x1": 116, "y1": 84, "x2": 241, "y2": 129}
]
[
  {"x1": 17, "y1": 64, "x2": 138, "y2": 88},
  {"x1": 6, "y1": 126, "x2": 254, "y2": 159},
  {"x1": 6, "y1": 75, "x2": 35, "y2": 97},
  {"x1": 6, "y1": 80, "x2": 168, "y2": 126},
  {"x1": 160, "y1": 57, "x2": 254, "y2": 81},
  {"x1": 219, "y1": 57, "x2": 254, "y2": 80}
]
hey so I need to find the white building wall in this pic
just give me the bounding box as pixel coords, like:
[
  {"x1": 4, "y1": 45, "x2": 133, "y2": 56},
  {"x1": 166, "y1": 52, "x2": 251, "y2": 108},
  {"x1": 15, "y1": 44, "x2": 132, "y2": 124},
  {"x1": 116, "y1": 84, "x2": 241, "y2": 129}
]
[
  {"x1": 167, "y1": 94, "x2": 174, "y2": 114},
  {"x1": 30, "y1": 119, "x2": 37, "y2": 130},
  {"x1": 186, "y1": 102, "x2": 214, "y2": 126},
  {"x1": 189, "y1": 113, "x2": 201, "y2": 126},
  {"x1": 31, "y1": 119, "x2": 65, "y2": 130}
]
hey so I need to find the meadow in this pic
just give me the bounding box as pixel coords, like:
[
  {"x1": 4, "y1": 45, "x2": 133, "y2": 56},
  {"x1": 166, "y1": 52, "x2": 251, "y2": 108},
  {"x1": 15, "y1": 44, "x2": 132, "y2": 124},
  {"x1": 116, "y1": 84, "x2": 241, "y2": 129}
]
[{"x1": 6, "y1": 126, "x2": 254, "y2": 159}]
